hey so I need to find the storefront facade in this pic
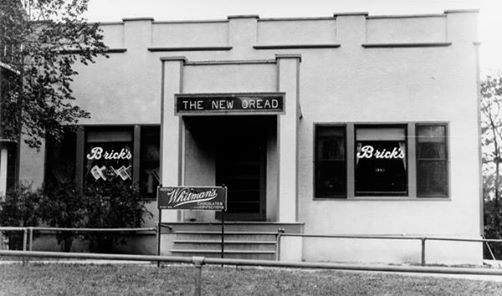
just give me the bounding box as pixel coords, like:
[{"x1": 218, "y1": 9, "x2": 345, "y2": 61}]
[{"x1": 19, "y1": 10, "x2": 482, "y2": 263}]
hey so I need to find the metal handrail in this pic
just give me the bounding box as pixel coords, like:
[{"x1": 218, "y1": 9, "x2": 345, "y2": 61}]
[
  {"x1": 278, "y1": 233, "x2": 502, "y2": 266},
  {"x1": 0, "y1": 249, "x2": 502, "y2": 296}
]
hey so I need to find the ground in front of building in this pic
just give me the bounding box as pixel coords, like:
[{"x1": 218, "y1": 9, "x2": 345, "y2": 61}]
[{"x1": 1, "y1": 263, "x2": 502, "y2": 295}]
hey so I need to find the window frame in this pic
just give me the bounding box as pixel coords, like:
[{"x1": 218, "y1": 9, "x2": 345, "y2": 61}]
[
  {"x1": 415, "y1": 123, "x2": 450, "y2": 198},
  {"x1": 313, "y1": 122, "x2": 450, "y2": 201},
  {"x1": 313, "y1": 123, "x2": 347, "y2": 199},
  {"x1": 75, "y1": 124, "x2": 160, "y2": 200}
]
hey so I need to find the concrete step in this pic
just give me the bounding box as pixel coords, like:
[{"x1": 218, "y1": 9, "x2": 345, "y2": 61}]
[
  {"x1": 162, "y1": 222, "x2": 304, "y2": 233},
  {"x1": 173, "y1": 240, "x2": 276, "y2": 251},
  {"x1": 170, "y1": 249, "x2": 276, "y2": 260},
  {"x1": 175, "y1": 231, "x2": 278, "y2": 241}
]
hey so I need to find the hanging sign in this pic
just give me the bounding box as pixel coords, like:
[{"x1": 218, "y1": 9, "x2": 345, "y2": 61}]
[
  {"x1": 157, "y1": 186, "x2": 227, "y2": 210},
  {"x1": 175, "y1": 93, "x2": 284, "y2": 114}
]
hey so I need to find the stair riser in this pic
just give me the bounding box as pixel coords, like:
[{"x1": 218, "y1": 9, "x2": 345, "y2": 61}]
[
  {"x1": 175, "y1": 234, "x2": 278, "y2": 241},
  {"x1": 164, "y1": 224, "x2": 303, "y2": 233},
  {"x1": 173, "y1": 243, "x2": 276, "y2": 251},
  {"x1": 171, "y1": 252, "x2": 276, "y2": 260}
]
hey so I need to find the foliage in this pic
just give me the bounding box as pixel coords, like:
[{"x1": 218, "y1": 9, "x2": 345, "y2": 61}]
[
  {"x1": 40, "y1": 181, "x2": 86, "y2": 252},
  {"x1": 481, "y1": 73, "x2": 502, "y2": 258},
  {"x1": 0, "y1": 184, "x2": 42, "y2": 250},
  {"x1": 0, "y1": 0, "x2": 107, "y2": 148},
  {"x1": 83, "y1": 182, "x2": 151, "y2": 253}
]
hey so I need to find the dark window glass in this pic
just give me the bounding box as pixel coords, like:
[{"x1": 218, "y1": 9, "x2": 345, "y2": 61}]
[
  {"x1": 6, "y1": 142, "x2": 17, "y2": 191},
  {"x1": 45, "y1": 131, "x2": 76, "y2": 184},
  {"x1": 140, "y1": 126, "x2": 160, "y2": 198},
  {"x1": 85, "y1": 127, "x2": 133, "y2": 185},
  {"x1": 417, "y1": 125, "x2": 448, "y2": 197},
  {"x1": 314, "y1": 126, "x2": 346, "y2": 198},
  {"x1": 355, "y1": 126, "x2": 407, "y2": 196}
]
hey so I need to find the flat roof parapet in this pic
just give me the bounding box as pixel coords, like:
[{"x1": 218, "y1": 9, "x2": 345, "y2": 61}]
[{"x1": 444, "y1": 9, "x2": 480, "y2": 14}]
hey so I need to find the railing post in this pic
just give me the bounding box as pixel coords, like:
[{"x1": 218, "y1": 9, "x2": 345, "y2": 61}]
[
  {"x1": 421, "y1": 237, "x2": 426, "y2": 266},
  {"x1": 192, "y1": 256, "x2": 205, "y2": 296},
  {"x1": 22, "y1": 228, "x2": 28, "y2": 265},
  {"x1": 276, "y1": 228, "x2": 285, "y2": 261},
  {"x1": 28, "y1": 227, "x2": 33, "y2": 251}
]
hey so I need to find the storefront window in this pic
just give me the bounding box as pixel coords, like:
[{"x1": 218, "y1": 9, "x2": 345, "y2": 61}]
[
  {"x1": 355, "y1": 126, "x2": 407, "y2": 196},
  {"x1": 416, "y1": 124, "x2": 448, "y2": 197},
  {"x1": 140, "y1": 126, "x2": 160, "y2": 198},
  {"x1": 314, "y1": 123, "x2": 449, "y2": 199},
  {"x1": 85, "y1": 128, "x2": 133, "y2": 185},
  {"x1": 314, "y1": 125, "x2": 346, "y2": 198}
]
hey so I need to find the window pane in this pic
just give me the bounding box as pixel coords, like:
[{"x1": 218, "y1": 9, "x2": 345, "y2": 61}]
[
  {"x1": 355, "y1": 126, "x2": 407, "y2": 196},
  {"x1": 45, "y1": 131, "x2": 76, "y2": 184},
  {"x1": 315, "y1": 161, "x2": 346, "y2": 197},
  {"x1": 417, "y1": 160, "x2": 447, "y2": 196},
  {"x1": 417, "y1": 142, "x2": 446, "y2": 159},
  {"x1": 140, "y1": 126, "x2": 160, "y2": 198},
  {"x1": 85, "y1": 128, "x2": 133, "y2": 185},
  {"x1": 315, "y1": 126, "x2": 346, "y2": 198},
  {"x1": 416, "y1": 124, "x2": 448, "y2": 197},
  {"x1": 317, "y1": 127, "x2": 345, "y2": 160}
]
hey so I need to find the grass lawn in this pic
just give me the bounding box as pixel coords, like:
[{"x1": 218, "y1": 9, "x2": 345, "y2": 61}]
[{"x1": 1, "y1": 263, "x2": 502, "y2": 295}]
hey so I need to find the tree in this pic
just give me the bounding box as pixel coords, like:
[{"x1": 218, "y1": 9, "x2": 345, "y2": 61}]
[
  {"x1": 480, "y1": 73, "x2": 502, "y2": 257},
  {"x1": 0, "y1": 0, "x2": 107, "y2": 148}
]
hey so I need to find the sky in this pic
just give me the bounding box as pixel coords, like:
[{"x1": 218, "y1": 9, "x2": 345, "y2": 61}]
[{"x1": 84, "y1": 0, "x2": 502, "y2": 74}]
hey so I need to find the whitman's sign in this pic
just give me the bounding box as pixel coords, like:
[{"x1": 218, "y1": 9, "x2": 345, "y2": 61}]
[
  {"x1": 175, "y1": 93, "x2": 284, "y2": 114},
  {"x1": 157, "y1": 186, "x2": 227, "y2": 210}
]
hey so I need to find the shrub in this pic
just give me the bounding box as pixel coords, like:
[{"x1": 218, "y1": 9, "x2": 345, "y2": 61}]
[
  {"x1": 83, "y1": 182, "x2": 151, "y2": 253},
  {"x1": 0, "y1": 184, "x2": 41, "y2": 250},
  {"x1": 40, "y1": 181, "x2": 86, "y2": 252}
]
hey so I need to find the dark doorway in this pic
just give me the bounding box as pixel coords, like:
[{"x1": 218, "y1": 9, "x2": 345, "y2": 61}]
[
  {"x1": 184, "y1": 116, "x2": 273, "y2": 221},
  {"x1": 216, "y1": 128, "x2": 266, "y2": 221}
]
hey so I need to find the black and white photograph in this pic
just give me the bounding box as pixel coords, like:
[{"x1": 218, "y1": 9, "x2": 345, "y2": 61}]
[{"x1": 1, "y1": 0, "x2": 502, "y2": 294}]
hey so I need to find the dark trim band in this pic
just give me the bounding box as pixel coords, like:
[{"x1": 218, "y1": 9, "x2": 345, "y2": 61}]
[
  {"x1": 148, "y1": 46, "x2": 232, "y2": 52},
  {"x1": 185, "y1": 59, "x2": 276, "y2": 66},
  {"x1": 362, "y1": 42, "x2": 452, "y2": 48},
  {"x1": 367, "y1": 14, "x2": 446, "y2": 19},
  {"x1": 254, "y1": 44, "x2": 340, "y2": 50}
]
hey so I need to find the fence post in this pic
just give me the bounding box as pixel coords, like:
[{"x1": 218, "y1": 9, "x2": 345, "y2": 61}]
[
  {"x1": 421, "y1": 238, "x2": 426, "y2": 266},
  {"x1": 22, "y1": 228, "x2": 28, "y2": 265},
  {"x1": 276, "y1": 228, "x2": 285, "y2": 261},
  {"x1": 192, "y1": 256, "x2": 205, "y2": 296},
  {"x1": 28, "y1": 227, "x2": 33, "y2": 251}
]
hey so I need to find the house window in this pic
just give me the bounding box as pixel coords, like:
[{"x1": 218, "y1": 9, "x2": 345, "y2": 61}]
[
  {"x1": 355, "y1": 126, "x2": 407, "y2": 196},
  {"x1": 313, "y1": 123, "x2": 448, "y2": 199},
  {"x1": 416, "y1": 124, "x2": 448, "y2": 197},
  {"x1": 314, "y1": 125, "x2": 346, "y2": 198},
  {"x1": 46, "y1": 125, "x2": 161, "y2": 199}
]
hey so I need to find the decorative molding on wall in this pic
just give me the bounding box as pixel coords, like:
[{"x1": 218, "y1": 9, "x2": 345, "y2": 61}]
[
  {"x1": 362, "y1": 42, "x2": 452, "y2": 48},
  {"x1": 148, "y1": 46, "x2": 232, "y2": 52},
  {"x1": 254, "y1": 44, "x2": 340, "y2": 50}
]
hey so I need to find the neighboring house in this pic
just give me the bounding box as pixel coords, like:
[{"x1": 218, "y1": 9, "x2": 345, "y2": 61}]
[{"x1": 20, "y1": 10, "x2": 482, "y2": 264}]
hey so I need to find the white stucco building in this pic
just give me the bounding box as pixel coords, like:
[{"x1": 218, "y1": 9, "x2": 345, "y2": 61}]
[{"x1": 20, "y1": 9, "x2": 482, "y2": 264}]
